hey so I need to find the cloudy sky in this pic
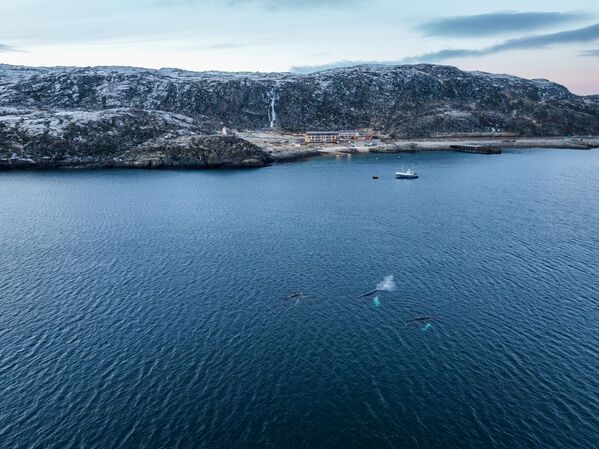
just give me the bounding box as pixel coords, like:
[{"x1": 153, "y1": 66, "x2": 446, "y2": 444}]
[{"x1": 1, "y1": 0, "x2": 598, "y2": 94}]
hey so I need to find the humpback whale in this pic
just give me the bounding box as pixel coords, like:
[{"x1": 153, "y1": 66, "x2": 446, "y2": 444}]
[
  {"x1": 405, "y1": 316, "x2": 433, "y2": 324},
  {"x1": 406, "y1": 316, "x2": 439, "y2": 327},
  {"x1": 357, "y1": 289, "x2": 379, "y2": 299}
]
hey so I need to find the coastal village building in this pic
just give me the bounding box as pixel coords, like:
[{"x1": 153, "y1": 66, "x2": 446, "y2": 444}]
[
  {"x1": 304, "y1": 130, "x2": 372, "y2": 144},
  {"x1": 304, "y1": 131, "x2": 340, "y2": 143},
  {"x1": 338, "y1": 130, "x2": 361, "y2": 140}
]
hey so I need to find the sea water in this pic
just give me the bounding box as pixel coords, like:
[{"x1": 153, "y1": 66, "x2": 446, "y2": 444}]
[{"x1": 1, "y1": 150, "x2": 598, "y2": 448}]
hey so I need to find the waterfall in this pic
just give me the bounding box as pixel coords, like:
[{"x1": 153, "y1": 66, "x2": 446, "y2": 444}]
[{"x1": 267, "y1": 88, "x2": 278, "y2": 129}]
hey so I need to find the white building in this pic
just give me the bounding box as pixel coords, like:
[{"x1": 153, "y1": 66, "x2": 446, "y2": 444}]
[{"x1": 338, "y1": 130, "x2": 361, "y2": 140}]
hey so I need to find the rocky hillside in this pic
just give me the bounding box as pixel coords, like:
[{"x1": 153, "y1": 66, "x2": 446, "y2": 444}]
[
  {"x1": 0, "y1": 63, "x2": 598, "y2": 168},
  {"x1": 2, "y1": 63, "x2": 598, "y2": 136},
  {"x1": 0, "y1": 107, "x2": 271, "y2": 169}
]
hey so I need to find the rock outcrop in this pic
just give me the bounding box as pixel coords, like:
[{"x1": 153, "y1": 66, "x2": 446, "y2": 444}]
[
  {"x1": 123, "y1": 134, "x2": 271, "y2": 169},
  {"x1": 0, "y1": 106, "x2": 271, "y2": 169}
]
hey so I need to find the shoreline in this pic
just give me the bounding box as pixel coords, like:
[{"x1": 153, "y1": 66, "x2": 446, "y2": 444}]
[
  {"x1": 2, "y1": 136, "x2": 598, "y2": 171},
  {"x1": 267, "y1": 136, "x2": 599, "y2": 162}
]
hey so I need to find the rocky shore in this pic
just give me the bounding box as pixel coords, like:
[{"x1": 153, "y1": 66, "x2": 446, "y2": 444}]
[
  {"x1": 375, "y1": 136, "x2": 599, "y2": 152},
  {"x1": 257, "y1": 134, "x2": 599, "y2": 161}
]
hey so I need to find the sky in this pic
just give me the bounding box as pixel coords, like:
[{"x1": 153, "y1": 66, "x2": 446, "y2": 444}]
[{"x1": 0, "y1": 0, "x2": 598, "y2": 94}]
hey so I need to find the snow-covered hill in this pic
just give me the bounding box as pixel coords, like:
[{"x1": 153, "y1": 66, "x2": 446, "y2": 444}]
[
  {"x1": 2, "y1": 63, "x2": 598, "y2": 136},
  {"x1": 1, "y1": 63, "x2": 598, "y2": 168}
]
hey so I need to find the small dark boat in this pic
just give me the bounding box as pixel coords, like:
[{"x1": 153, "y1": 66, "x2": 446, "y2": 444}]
[{"x1": 372, "y1": 176, "x2": 379, "y2": 180}]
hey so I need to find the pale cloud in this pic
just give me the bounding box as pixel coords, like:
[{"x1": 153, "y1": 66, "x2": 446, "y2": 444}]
[
  {"x1": 419, "y1": 11, "x2": 588, "y2": 37},
  {"x1": 0, "y1": 43, "x2": 23, "y2": 52},
  {"x1": 292, "y1": 23, "x2": 599, "y2": 72}
]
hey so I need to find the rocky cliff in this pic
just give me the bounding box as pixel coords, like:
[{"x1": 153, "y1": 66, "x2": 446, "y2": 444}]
[{"x1": 1, "y1": 63, "x2": 598, "y2": 169}]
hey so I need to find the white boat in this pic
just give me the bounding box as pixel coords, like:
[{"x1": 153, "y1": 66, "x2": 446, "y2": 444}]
[{"x1": 396, "y1": 168, "x2": 418, "y2": 179}]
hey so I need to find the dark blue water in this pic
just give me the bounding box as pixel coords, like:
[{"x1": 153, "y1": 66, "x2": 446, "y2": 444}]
[{"x1": 1, "y1": 150, "x2": 598, "y2": 449}]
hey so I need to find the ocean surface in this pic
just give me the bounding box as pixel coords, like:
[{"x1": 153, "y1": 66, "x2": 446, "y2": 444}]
[{"x1": 1, "y1": 149, "x2": 598, "y2": 449}]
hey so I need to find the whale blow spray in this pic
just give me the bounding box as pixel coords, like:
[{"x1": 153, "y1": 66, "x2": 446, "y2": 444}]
[
  {"x1": 357, "y1": 275, "x2": 397, "y2": 299},
  {"x1": 376, "y1": 275, "x2": 396, "y2": 292}
]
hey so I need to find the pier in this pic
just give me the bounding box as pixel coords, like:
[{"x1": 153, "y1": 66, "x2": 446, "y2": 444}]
[{"x1": 450, "y1": 145, "x2": 502, "y2": 154}]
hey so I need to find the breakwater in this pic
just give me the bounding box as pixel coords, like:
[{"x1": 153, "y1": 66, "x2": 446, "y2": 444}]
[{"x1": 450, "y1": 145, "x2": 502, "y2": 154}]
